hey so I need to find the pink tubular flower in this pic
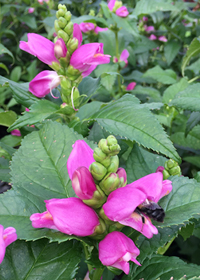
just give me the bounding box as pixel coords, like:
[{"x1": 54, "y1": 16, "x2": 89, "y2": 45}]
[
  {"x1": 30, "y1": 198, "x2": 100, "y2": 236},
  {"x1": 54, "y1": 38, "x2": 67, "y2": 59},
  {"x1": 72, "y1": 166, "x2": 97, "y2": 200},
  {"x1": 29, "y1": 70, "x2": 60, "y2": 98},
  {"x1": 73, "y1": 23, "x2": 82, "y2": 48},
  {"x1": 19, "y1": 33, "x2": 59, "y2": 66},
  {"x1": 11, "y1": 129, "x2": 21, "y2": 137},
  {"x1": 126, "y1": 82, "x2": 136, "y2": 90},
  {"x1": 67, "y1": 140, "x2": 95, "y2": 180},
  {"x1": 149, "y1": 34, "x2": 157, "y2": 41},
  {"x1": 145, "y1": 26, "x2": 155, "y2": 33},
  {"x1": 108, "y1": 0, "x2": 116, "y2": 11},
  {"x1": 70, "y1": 43, "x2": 111, "y2": 77},
  {"x1": 79, "y1": 22, "x2": 95, "y2": 33},
  {"x1": 94, "y1": 26, "x2": 109, "y2": 34},
  {"x1": 99, "y1": 231, "x2": 140, "y2": 274},
  {"x1": 143, "y1": 16, "x2": 148, "y2": 22},
  {"x1": 120, "y1": 49, "x2": 129, "y2": 65},
  {"x1": 116, "y1": 6, "x2": 129, "y2": 17},
  {"x1": 158, "y1": 36, "x2": 168, "y2": 42},
  {"x1": 0, "y1": 225, "x2": 17, "y2": 264},
  {"x1": 28, "y1": 7, "x2": 35, "y2": 13},
  {"x1": 103, "y1": 172, "x2": 172, "y2": 238}
]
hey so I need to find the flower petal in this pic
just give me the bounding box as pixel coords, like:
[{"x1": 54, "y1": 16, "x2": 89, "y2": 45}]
[
  {"x1": 116, "y1": 6, "x2": 129, "y2": 17},
  {"x1": 0, "y1": 225, "x2": 6, "y2": 264},
  {"x1": 73, "y1": 23, "x2": 83, "y2": 47}
]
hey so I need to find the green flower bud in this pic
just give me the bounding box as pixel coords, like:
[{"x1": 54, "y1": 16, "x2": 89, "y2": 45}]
[
  {"x1": 60, "y1": 77, "x2": 71, "y2": 90},
  {"x1": 163, "y1": 169, "x2": 170, "y2": 180},
  {"x1": 107, "y1": 155, "x2": 119, "y2": 173},
  {"x1": 67, "y1": 38, "x2": 79, "y2": 54},
  {"x1": 170, "y1": 166, "x2": 181, "y2": 176},
  {"x1": 58, "y1": 4, "x2": 67, "y2": 10},
  {"x1": 99, "y1": 207, "x2": 113, "y2": 223},
  {"x1": 57, "y1": 8, "x2": 65, "y2": 17},
  {"x1": 113, "y1": 0, "x2": 122, "y2": 12},
  {"x1": 89, "y1": 9, "x2": 95, "y2": 16},
  {"x1": 58, "y1": 30, "x2": 69, "y2": 42},
  {"x1": 58, "y1": 17, "x2": 67, "y2": 29},
  {"x1": 66, "y1": 65, "x2": 81, "y2": 80},
  {"x1": 83, "y1": 186, "x2": 107, "y2": 209},
  {"x1": 51, "y1": 61, "x2": 61, "y2": 71},
  {"x1": 54, "y1": 20, "x2": 61, "y2": 33},
  {"x1": 98, "y1": 135, "x2": 121, "y2": 156},
  {"x1": 99, "y1": 172, "x2": 120, "y2": 195},
  {"x1": 93, "y1": 147, "x2": 111, "y2": 168},
  {"x1": 90, "y1": 218, "x2": 107, "y2": 239},
  {"x1": 165, "y1": 159, "x2": 178, "y2": 170},
  {"x1": 108, "y1": 222, "x2": 124, "y2": 233},
  {"x1": 107, "y1": 135, "x2": 118, "y2": 146},
  {"x1": 59, "y1": 103, "x2": 75, "y2": 115},
  {"x1": 64, "y1": 22, "x2": 74, "y2": 35},
  {"x1": 89, "y1": 162, "x2": 107, "y2": 181},
  {"x1": 64, "y1": 11, "x2": 72, "y2": 22}
]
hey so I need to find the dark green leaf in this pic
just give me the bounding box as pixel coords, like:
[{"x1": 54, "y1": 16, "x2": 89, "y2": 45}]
[
  {"x1": 182, "y1": 37, "x2": 200, "y2": 76},
  {"x1": 164, "y1": 40, "x2": 181, "y2": 66},
  {"x1": 0, "y1": 158, "x2": 10, "y2": 182},
  {"x1": 183, "y1": 156, "x2": 200, "y2": 168},
  {"x1": 179, "y1": 223, "x2": 195, "y2": 241},
  {"x1": 19, "y1": 15, "x2": 37, "y2": 29},
  {"x1": 143, "y1": 65, "x2": 177, "y2": 84},
  {"x1": 0, "y1": 43, "x2": 14, "y2": 63},
  {"x1": 162, "y1": 78, "x2": 188, "y2": 104},
  {"x1": 78, "y1": 76, "x2": 101, "y2": 99},
  {"x1": 0, "y1": 111, "x2": 17, "y2": 127},
  {"x1": 10, "y1": 66, "x2": 21, "y2": 82},
  {"x1": 171, "y1": 126, "x2": 200, "y2": 150}
]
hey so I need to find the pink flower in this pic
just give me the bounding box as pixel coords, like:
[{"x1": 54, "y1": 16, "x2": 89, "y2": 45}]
[
  {"x1": 30, "y1": 198, "x2": 100, "y2": 236},
  {"x1": 29, "y1": 70, "x2": 60, "y2": 98},
  {"x1": 79, "y1": 22, "x2": 95, "y2": 33},
  {"x1": 143, "y1": 16, "x2": 148, "y2": 22},
  {"x1": 145, "y1": 26, "x2": 155, "y2": 33},
  {"x1": 108, "y1": 0, "x2": 116, "y2": 11},
  {"x1": 73, "y1": 23, "x2": 83, "y2": 48},
  {"x1": 25, "y1": 108, "x2": 30, "y2": 112},
  {"x1": 99, "y1": 231, "x2": 140, "y2": 274},
  {"x1": 158, "y1": 36, "x2": 167, "y2": 42},
  {"x1": 19, "y1": 33, "x2": 59, "y2": 66},
  {"x1": 72, "y1": 166, "x2": 97, "y2": 200},
  {"x1": 116, "y1": 6, "x2": 129, "y2": 17},
  {"x1": 70, "y1": 43, "x2": 111, "y2": 77},
  {"x1": 126, "y1": 82, "x2": 136, "y2": 90},
  {"x1": 149, "y1": 34, "x2": 157, "y2": 40},
  {"x1": 11, "y1": 129, "x2": 21, "y2": 137},
  {"x1": 67, "y1": 140, "x2": 95, "y2": 180},
  {"x1": 120, "y1": 49, "x2": 129, "y2": 65},
  {"x1": 0, "y1": 225, "x2": 17, "y2": 264},
  {"x1": 156, "y1": 166, "x2": 165, "y2": 173},
  {"x1": 28, "y1": 7, "x2": 35, "y2": 13},
  {"x1": 54, "y1": 38, "x2": 67, "y2": 59},
  {"x1": 94, "y1": 26, "x2": 109, "y2": 34},
  {"x1": 103, "y1": 172, "x2": 172, "y2": 238}
]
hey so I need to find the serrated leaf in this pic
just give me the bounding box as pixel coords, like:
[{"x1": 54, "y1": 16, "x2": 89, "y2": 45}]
[
  {"x1": 8, "y1": 100, "x2": 60, "y2": 131},
  {"x1": 0, "y1": 43, "x2": 14, "y2": 63},
  {"x1": 0, "y1": 158, "x2": 11, "y2": 182},
  {"x1": 185, "y1": 112, "x2": 200, "y2": 136},
  {"x1": 78, "y1": 76, "x2": 101, "y2": 99},
  {"x1": 179, "y1": 223, "x2": 195, "y2": 241},
  {"x1": 143, "y1": 65, "x2": 177, "y2": 84},
  {"x1": 0, "y1": 121, "x2": 96, "y2": 242},
  {"x1": 182, "y1": 37, "x2": 200, "y2": 76},
  {"x1": 91, "y1": 94, "x2": 180, "y2": 162},
  {"x1": 164, "y1": 40, "x2": 181, "y2": 66},
  {"x1": 162, "y1": 78, "x2": 189, "y2": 104},
  {"x1": 126, "y1": 144, "x2": 167, "y2": 183},
  {"x1": 133, "y1": 0, "x2": 178, "y2": 16},
  {"x1": 0, "y1": 239, "x2": 82, "y2": 280},
  {"x1": 0, "y1": 75, "x2": 38, "y2": 107},
  {"x1": 169, "y1": 83, "x2": 200, "y2": 111},
  {"x1": 0, "y1": 111, "x2": 17, "y2": 127},
  {"x1": 124, "y1": 255, "x2": 200, "y2": 280},
  {"x1": 133, "y1": 85, "x2": 162, "y2": 102},
  {"x1": 157, "y1": 176, "x2": 200, "y2": 228}
]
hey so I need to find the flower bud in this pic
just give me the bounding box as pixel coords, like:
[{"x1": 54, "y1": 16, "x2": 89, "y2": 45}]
[
  {"x1": 58, "y1": 30, "x2": 69, "y2": 43},
  {"x1": 51, "y1": 61, "x2": 61, "y2": 71},
  {"x1": 64, "y1": 11, "x2": 72, "y2": 22},
  {"x1": 170, "y1": 166, "x2": 181, "y2": 176},
  {"x1": 107, "y1": 155, "x2": 119, "y2": 173},
  {"x1": 57, "y1": 8, "x2": 65, "y2": 17},
  {"x1": 116, "y1": 167, "x2": 127, "y2": 187},
  {"x1": 66, "y1": 65, "x2": 81, "y2": 80},
  {"x1": 163, "y1": 169, "x2": 170, "y2": 180},
  {"x1": 83, "y1": 185, "x2": 107, "y2": 209},
  {"x1": 113, "y1": 1, "x2": 122, "y2": 12},
  {"x1": 58, "y1": 17, "x2": 67, "y2": 29},
  {"x1": 64, "y1": 22, "x2": 74, "y2": 35},
  {"x1": 108, "y1": 222, "x2": 124, "y2": 232},
  {"x1": 93, "y1": 147, "x2": 111, "y2": 168},
  {"x1": 90, "y1": 217, "x2": 107, "y2": 240},
  {"x1": 98, "y1": 135, "x2": 121, "y2": 156},
  {"x1": 60, "y1": 77, "x2": 71, "y2": 90},
  {"x1": 67, "y1": 38, "x2": 79, "y2": 54},
  {"x1": 89, "y1": 162, "x2": 107, "y2": 181},
  {"x1": 164, "y1": 159, "x2": 178, "y2": 170},
  {"x1": 54, "y1": 20, "x2": 61, "y2": 32},
  {"x1": 54, "y1": 38, "x2": 67, "y2": 59},
  {"x1": 99, "y1": 172, "x2": 120, "y2": 195},
  {"x1": 99, "y1": 207, "x2": 113, "y2": 223}
]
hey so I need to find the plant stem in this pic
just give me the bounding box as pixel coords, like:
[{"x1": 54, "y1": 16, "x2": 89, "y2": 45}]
[
  {"x1": 91, "y1": 267, "x2": 105, "y2": 280},
  {"x1": 82, "y1": 243, "x2": 93, "y2": 272},
  {"x1": 188, "y1": 75, "x2": 200, "y2": 83},
  {"x1": 114, "y1": 29, "x2": 122, "y2": 95}
]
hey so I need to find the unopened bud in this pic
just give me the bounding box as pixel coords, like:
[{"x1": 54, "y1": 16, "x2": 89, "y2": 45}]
[
  {"x1": 64, "y1": 22, "x2": 74, "y2": 35},
  {"x1": 163, "y1": 169, "x2": 170, "y2": 180},
  {"x1": 99, "y1": 172, "x2": 120, "y2": 195},
  {"x1": 83, "y1": 185, "x2": 107, "y2": 209},
  {"x1": 67, "y1": 38, "x2": 79, "y2": 54},
  {"x1": 116, "y1": 167, "x2": 127, "y2": 187},
  {"x1": 60, "y1": 77, "x2": 71, "y2": 90},
  {"x1": 54, "y1": 20, "x2": 61, "y2": 32},
  {"x1": 89, "y1": 9, "x2": 95, "y2": 16},
  {"x1": 108, "y1": 222, "x2": 124, "y2": 233},
  {"x1": 165, "y1": 159, "x2": 178, "y2": 170},
  {"x1": 51, "y1": 61, "x2": 61, "y2": 71},
  {"x1": 66, "y1": 65, "x2": 81, "y2": 80},
  {"x1": 113, "y1": 0, "x2": 122, "y2": 12},
  {"x1": 54, "y1": 38, "x2": 67, "y2": 59},
  {"x1": 170, "y1": 166, "x2": 181, "y2": 176},
  {"x1": 58, "y1": 17, "x2": 67, "y2": 28},
  {"x1": 107, "y1": 155, "x2": 119, "y2": 173},
  {"x1": 64, "y1": 11, "x2": 72, "y2": 22},
  {"x1": 57, "y1": 8, "x2": 65, "y2": 17},
  {"x1": 89, "y1": 162, "x2": 107, "y2": 181},
  {"x1": 93, "y1": 147, "x2": 111, "y2": 168},
  {"x1": 99, "y1": 207, "x2": 113, "y2": 223},
  {"x1": 90, "y1": 218, "x2": 107, "y2": 240},
  {"x1": 98, "y1": 135, "x2": 120, "y2": 156},
  {"x1": 58, "y1": 30, "x2": 69, "y2": 43}
]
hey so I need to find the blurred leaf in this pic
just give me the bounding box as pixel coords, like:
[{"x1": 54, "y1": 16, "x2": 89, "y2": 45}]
[
  {"x1": 183, "y1": 156, "x2": 200, "y2": 168},
  {"x1": 133, "y1": 0, "x2": 178, "y2": 16},
  {"x1": 78, "y1": 76, "x2": 101, "y2": 99},
  {"x1": 112, "y1": 14, "x2": 139, "y2": 37},
  {"x1": 182, "y1": 37, "x2": 200, "y2": 76},
  {"x1": 0, "y1": 135, "x2": 21, "y2": 148},
  {"x1": 162, "y1": 78, "x2": 188, "y2": 104},
  {"x1": 10, "y1": 66, "x2": 21, "y2": 82},
  {"x1": 72, "y1": 15, "x2": 108, "y2": 27},
  {"x1": 0, "y1": 63, "x2": 9, "y2": 74},
  {"x1": 19, "y1": 15, "x2": 37, "y2": 29},
  {"x1": 164, "y1": 40, "x2": 181, "y2": 66},
  {"x1": 185, "y1": 112, "x2": 200, "y2": 136},
  {"x1": 0, "y1": 111, "x2": 17, "y2": 127},
  {"x1": 143, "y1": 65, "x2": 177, "y2": 84},
  {"x1": 0, "y1": 239, "x2": 82, "y2": 280},
  {"x1": 170, "y1": 83, "x2": 200, "y2": 111},
  {"x1": 0, "y1": 43, "x2": 14, "y2": 63},
  {"x1": 186, "y1": 58, "x2": 200, "y2": 75},
  {"x1": 133, "y1": 85, "x2": 162, "y2": 102},
  {"x1": 91, "y1": 94, "x2": 180, "y2": 162},
  {"x1": 130, "y1": 36, "x2": 157, "y2": 54},
  {"x1": 0, "y1": 158, "x2": 11, "y2": 182}
]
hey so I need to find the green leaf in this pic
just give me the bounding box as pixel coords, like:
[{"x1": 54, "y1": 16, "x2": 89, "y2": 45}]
[
  {"x1": 183, "y1": 156, "x2": 200, "y2": 168},
  {"x1": 112, "y1": 14, "x2": 139, "y2": 37},
  {"x1": 169, "y1": 83, "x2": 200, "y2": 111},
  {"x1": 0, "y1": 43, "x2": 14, "y2": 63},
  {"x1": 8, "y1": 100, "x2": 60, "y2": 131},
  {"x1": 157, "y1": 176, "x2": 200, "y2": 228},
  {"x1": 132, "y1": 85, "x2": 162, "y2": 102},
  {"x1": 129, "y1": 36, "x2": 157, "y2": 54},
  {"x1": 179, "y1": 223, "x2": 195, "y2": 241},
  {"x1": 126, "y1": 144, "x2": 167, "y2": 183},
  {"x1": 0, "y1": 158, "x2": 11, "y2": 182},
  {"x1": 0, "y1": 121, "x2": 96, "y2": 241},
  {"x1": 171, "y1": 126, "x2": 200, "y2": 151},
  {"x1": 133, "y1": 0, "x2": 178, "y2": 17},
  {"x1": 72, "y1": 15, "x2": 108, "y2": 27},
  {"x1": 78, "y1": 76, "x2": 100, "y2": 99},
  {"x1": 124, "y1": 255, "x2": 200, "y2": 280},
  {"x1": 162, "y1": 78, "x2": 189, "y2": 104},
  {"x1": 0, "y1": 63, "x2": 9, "y2": 74},
  {"x1": 0, "y1": 76, "x2": 38, "y2": 107},
  {"x1": 0, "y1": 135, "x2": 21, "y2": 148},
  {"x1": 19, "y1": 15, "x2": 37, "y2": 29},
  {"x1": 10, "y1": 66, "x2": 22, "y2": 82},
  {"x1": 0, "y1": 111, "x2": 17, "y2": 127},
  {"x1": 143, "y1": 65, "x2": 177, "y2": 84},
  {"x1": 0, "y1": 239, "x2": 82, "y2": 280},
  {"x1": 186, "y1": 57, "x2": 200, "y2": 75},
  {"x1": 186, "y1": 112, "x2": 200, "y2": 136},
  {"x1": 164, "y1": 40, "x2": 181, "y2": 66},
  {"x1": 91, "y1": 94, "x2": 180, "y2": 162},
  {"x1": 182, "y1": 37, "x2": 200, "y2": 76},
  {"x1": 126, "y1": 70, "x2": 156, "y2": 84},
  {"x1": 77, "y1": 102, "x2": 103, "y2": 120}
]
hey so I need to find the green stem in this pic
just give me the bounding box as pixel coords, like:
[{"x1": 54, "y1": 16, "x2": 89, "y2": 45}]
[
  {"x1": 114, "y1": 29, "x2": 121, "y2": 95},
  {"x1": 188, "y1": 75, "x2": 200, "y2": 83},
  {"x1": 91, "y1": 267, "x2": 105, "y2": 280},
  {"x1": 82, "y1": 243, "x2": 93, "y2": 272}
]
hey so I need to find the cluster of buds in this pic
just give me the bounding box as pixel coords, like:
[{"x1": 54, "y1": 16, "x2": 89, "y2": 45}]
[{"x1": 162, "y1": 159, "x2": 181, "y2": 179}]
